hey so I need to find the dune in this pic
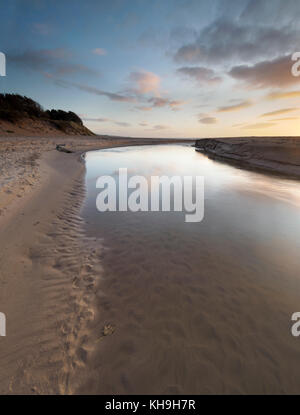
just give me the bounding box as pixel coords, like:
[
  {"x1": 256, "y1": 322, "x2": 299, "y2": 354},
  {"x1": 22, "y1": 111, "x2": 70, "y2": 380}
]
[{"x1": 0, "y1": 94, "x2": 94, "y2": 137}]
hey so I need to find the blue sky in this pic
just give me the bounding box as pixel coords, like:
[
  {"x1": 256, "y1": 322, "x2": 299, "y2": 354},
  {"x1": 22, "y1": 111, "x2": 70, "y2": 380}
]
[{"x1": 1, "y1": 0, "x2": 300, "y2": 137}]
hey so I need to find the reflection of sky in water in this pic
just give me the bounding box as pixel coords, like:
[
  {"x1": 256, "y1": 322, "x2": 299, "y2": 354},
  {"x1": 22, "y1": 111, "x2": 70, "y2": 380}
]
[
  {"x1": 85, "y1": 144, "x2": 300, "y2": 208},
  {"x1": 82, "y1": 144, "x2": 300, "y2": 279}
]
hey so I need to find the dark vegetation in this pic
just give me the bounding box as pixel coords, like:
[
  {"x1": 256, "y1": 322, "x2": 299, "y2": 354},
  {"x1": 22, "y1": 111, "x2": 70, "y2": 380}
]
[
  {"x1": 0, "y1": 93, "x2": 94, "y2": 135},
  {"x1": 0, "y1": 93, "x2": 82, "y2": 124}
]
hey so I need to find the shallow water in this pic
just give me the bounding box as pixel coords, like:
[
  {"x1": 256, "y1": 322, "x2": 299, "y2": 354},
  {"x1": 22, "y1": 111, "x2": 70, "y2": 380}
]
[{"x1": 80, "y1": 144, "x2": 300, "y2": 394}]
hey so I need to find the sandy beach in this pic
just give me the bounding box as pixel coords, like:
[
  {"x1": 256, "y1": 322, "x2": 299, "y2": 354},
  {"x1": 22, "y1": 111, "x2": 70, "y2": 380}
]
[
  {"x1": 1, "y1": 135, "x2": 300, "y2": 394},
  {"x1": 0, "y1": 135, "x2": 190, "y2": 394}
]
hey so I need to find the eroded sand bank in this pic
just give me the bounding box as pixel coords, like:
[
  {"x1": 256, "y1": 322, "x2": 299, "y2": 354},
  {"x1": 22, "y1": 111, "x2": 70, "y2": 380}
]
[{"x1": 196, "y1": 137, "x2": 300, "y2": 179}]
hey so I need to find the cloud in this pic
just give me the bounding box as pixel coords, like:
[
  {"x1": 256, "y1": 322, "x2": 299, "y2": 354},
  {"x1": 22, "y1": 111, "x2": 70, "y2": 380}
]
[
  {"x1": 147, "y1": 97, "x2": 168, "y2": 107},
  {"x1": 92, "y1": 48, "x2": 107, "y2": 56},
  {"x1": 270, "y1": 117, "x2": 298, "y2": 121},
  {"x1": 139, "y1": 122, "x2": 148, "y2": 127},
  {"x1": 10, "y1": 48, "x2": 69, "y2": 69},
  {"x1": 55, "y1": 63, "x2": 98, "y2": 76},
  {"x1": 126, "y1": 70, "x2": 184, "y2": 111},
  {"x1": 148, "y1": 97, "x2": 185, "y2": 111},
  {"x1": 199, "y1": 116, "x2": 218, "y2": 124},
  {"x1": 114, "y1": 121, "x2": 130, "y2": 127},
  {"x1": 177, "y1": 66, "x2": 222, "y2": 84},
  {"x1": 266, "y1": 90, "x2": 300, "y2": 100},
  {"x1": 82, "y1": 117, "x2": 110, "y2": 122},
  {"x1": 135, "y1": 106, "x2": 152, "y2": 111},
  {"x1": 229, "y1": 55, "x2": 300, "y2": 89},
  {"x1": 73, "y1": 82, "x2": 134, "y2": 102},
  {"x1": 51, "y1": 78, "x2": 135, "y2": 102},
  {"x1": 173, "y1": 17, "x2": 300, "y2": 65},
  {"x1": 241, "y1": 122, "x2": 276, "y2": 129},
  {"x1": 153, "y1": 124, "x2": 169, "y2": 130},
  {"x1": 128, "y1": 70, "x2": 160, "y2": 95},
  {"x1": 217, "y1": 100, "x2": 252, "y2": 112},
  {"x1": 82, "y1": 117, "x2": 130, "y2": 127},
  {"x1": 240, "y1": 0, "x2": 300, "y2": 25},
  {"x1": 260, "y1": 108, "x2": 297, "y2": 117},
  {"x1": 169, "y1": 100, "x2": 185, "y2": 111},
  {"x1": 10, "y1": 48, "x2": 99, "y2": 77}
]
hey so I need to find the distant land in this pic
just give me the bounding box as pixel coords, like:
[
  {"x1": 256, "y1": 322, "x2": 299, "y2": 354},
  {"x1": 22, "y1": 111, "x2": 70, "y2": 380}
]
[{"x1": 0, "y1": 94, "x2": 94, "y2": 136}]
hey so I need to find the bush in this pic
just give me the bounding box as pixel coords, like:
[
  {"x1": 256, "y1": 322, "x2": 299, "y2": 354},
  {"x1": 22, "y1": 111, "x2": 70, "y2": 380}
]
[
  {"x1": 45, "y1": 109, "x2": 83, "y2": 125},
  {"x1": 0, "y1": 94, "x2": 83, "y2": 125},
  {"x1": 0, "y1": 94, "x2": 44, "y2": 119}
]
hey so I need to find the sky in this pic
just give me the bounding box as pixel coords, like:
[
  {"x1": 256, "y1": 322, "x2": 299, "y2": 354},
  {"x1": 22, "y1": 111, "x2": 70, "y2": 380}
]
[{"x1": 0, "y1": 0, "x2": 300, "y2": 138}]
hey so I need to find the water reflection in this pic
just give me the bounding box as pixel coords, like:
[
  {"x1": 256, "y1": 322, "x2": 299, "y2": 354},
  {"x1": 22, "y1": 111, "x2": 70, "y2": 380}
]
[{"x1": 79, "y1": 144, "x2": 300, "y2": 394}]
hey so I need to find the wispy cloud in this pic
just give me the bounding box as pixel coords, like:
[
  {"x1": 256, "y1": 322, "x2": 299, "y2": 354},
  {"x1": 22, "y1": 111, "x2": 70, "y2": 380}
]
[
  {"x1": 82, "y1": 117, "x2": 110, "y2": 122},
  {"x1": 135, "y1": 98, "x2": 184, "y2": 111},
  {"x1": 52, "y1": 78, "x2": 135, "y2": 102},
  {"x1": 177, "y1": 66, "x2": 222, "y2": 85},
  {"x1": 114, "y1": 121, "x2": 130, "y2": 127},
  {"x1": 152, "y1": 124, "x2": 169, "y2": 130},
  {"x1": 266, "y1": 90, "x2": 300, "y2": 100},
  {"x1": 270, "y1": 117, "x2": 298, "y2": 121},
  {"x1": 135, "y1": 106, "x2": 153, "y2": 111},
  {"x1": 55, "y1": 63, "x2": 98, "y2": 76},
  {"x1": 148, "y1": 97, "x2": 185, "y2": 111},
  {"x1": 82, "y1": 117, "x2": 130, "y2": 127},
  {"x1": 217, "y1": 100, "x2": 252, "y2": 112},
  {"x1": 198, "y1": 116, "x2": 218, "y2": 124},
  {"x1": 10, "y1": 48, "x2": 100, "y2": 77},
  {"x1": 241, "y1": 122, "x2": 276, "y2": 129},
  {"x1": 260, "y1": 108, "x2": 297, "y2": 117}
]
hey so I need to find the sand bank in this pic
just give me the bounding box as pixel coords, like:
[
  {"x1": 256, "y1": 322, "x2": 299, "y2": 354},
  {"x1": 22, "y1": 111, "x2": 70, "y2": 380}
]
[{"x1": 195, "y1": 137, "x2": 300, "y2": 179}]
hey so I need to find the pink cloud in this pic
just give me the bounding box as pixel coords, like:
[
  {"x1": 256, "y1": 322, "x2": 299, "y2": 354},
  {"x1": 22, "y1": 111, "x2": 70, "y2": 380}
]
[
  {"x1": 92, "y1": 48, "x2": 107, "y2": 56},
  {"x1": 129, "y1": 70, "x2": 160, "y2": 95}
]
